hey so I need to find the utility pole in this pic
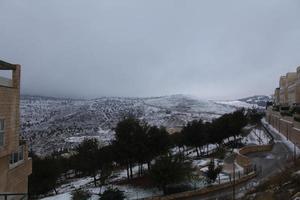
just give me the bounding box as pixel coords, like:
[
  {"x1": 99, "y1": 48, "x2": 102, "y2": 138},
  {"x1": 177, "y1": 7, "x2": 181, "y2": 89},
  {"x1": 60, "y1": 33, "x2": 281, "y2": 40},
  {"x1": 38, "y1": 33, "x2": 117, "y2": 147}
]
[
  {"x1": 294, "y1": 142, "x2": 298, "y2": 165},
  {"x1": 232, "y1": 162, "x2": 236, "y2": 200}
]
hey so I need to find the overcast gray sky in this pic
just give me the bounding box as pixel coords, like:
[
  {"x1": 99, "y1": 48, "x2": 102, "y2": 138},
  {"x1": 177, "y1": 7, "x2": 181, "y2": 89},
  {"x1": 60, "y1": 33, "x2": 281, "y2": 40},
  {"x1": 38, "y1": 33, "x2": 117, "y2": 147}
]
[{"x1": 1, "y1": 0, "x2": 300, "y2": 100}]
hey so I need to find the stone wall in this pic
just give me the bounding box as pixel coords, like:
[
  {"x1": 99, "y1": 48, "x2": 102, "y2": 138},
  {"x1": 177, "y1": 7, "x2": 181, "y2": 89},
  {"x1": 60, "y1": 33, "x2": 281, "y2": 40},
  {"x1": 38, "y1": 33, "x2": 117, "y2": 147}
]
[{"x1": 267, "y1": 108, "x2": 300, "y2": 145}]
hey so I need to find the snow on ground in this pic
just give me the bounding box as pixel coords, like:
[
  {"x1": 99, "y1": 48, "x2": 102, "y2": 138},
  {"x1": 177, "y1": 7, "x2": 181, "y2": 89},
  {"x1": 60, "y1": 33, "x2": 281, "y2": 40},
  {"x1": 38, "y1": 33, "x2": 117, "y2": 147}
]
[
  {"x1": 111, "y1": 164, "x2": 148, "y2": 182},
  {"x1": 56, "y1": 177, "x2": 94, "y2": 194},
  {"x1": 193, "y1": 159, "x2": 210, "y2": 168},
  {"x1": 42, "y1": 184, "x2": 162, "y2": 200},
  {"x1": 98, "y1": 128, "x2": 115, "y2": 145},
  {"x1": 41, "y1": 192, "x2": 71, "y2": 200},
  {"x1": 242, "y1": 128, "x2": 271, "y2": 145},
  {"x1": 41, "y1": 156, "x2": 232, "y2": 200},
  {"x1": 65, "y1": 136, "x2": 103, "y2": 144},
  {"x1": 117, "y1": 185, "x2": 162, "y2": 200}
]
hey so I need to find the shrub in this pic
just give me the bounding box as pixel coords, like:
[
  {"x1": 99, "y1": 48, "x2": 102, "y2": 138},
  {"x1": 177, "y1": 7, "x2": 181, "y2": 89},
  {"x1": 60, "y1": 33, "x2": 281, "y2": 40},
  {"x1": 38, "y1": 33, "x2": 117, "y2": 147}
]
[
  {"x1": 72, "y1": 188, "x2": 91, "y2": 200},
  {"x1": 100, "y1": 187, "x2": 125, "y2": 200}
]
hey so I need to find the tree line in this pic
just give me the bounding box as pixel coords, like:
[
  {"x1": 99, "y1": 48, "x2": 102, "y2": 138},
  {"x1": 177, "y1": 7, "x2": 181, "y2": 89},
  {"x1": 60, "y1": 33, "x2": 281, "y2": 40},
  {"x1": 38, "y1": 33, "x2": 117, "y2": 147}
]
[{"x1": 28, "y1": 108, "x2": 263, "y2": 198}]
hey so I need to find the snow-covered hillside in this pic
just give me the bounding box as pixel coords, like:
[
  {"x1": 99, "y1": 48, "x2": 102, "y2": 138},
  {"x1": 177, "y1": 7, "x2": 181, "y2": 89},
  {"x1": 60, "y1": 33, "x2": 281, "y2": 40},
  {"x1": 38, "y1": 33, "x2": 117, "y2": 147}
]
[
  {"x1": 216, "y1": 95, "x2": 271, "y2": 109},
  {"x1": 20, "y1": 94, "x2": 264, "y2": 155},
  {"x1": 238, "y1": 95, "x2": 271, "y2": 107}
]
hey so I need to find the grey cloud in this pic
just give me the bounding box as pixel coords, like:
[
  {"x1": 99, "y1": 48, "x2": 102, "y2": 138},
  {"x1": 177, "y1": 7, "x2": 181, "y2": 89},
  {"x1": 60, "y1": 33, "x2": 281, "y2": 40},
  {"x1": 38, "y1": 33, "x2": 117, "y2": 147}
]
[{"x1": 0, "y1": 0, "x2": 300, "y2": 100}]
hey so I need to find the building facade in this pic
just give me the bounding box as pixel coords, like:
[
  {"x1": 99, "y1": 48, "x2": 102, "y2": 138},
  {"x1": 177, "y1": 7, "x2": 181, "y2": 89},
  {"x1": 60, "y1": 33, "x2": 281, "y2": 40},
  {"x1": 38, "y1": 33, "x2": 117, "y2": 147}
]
[
  {"x1": 0, "y1": 60, "x2": 32, "y2": 197},
  {"x1": 266, "y1": 66, "x2": 300, "y2": 146}
]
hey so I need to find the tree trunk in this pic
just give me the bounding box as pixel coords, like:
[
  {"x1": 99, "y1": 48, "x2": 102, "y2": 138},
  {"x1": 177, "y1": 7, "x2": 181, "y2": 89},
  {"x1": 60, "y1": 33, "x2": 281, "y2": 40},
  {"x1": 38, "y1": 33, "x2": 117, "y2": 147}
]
[
  {"x1": 196, "y1": 148, "x2": 199, "y2": 157},
  {"x1": 53, "y1": 187, "x2": 58, "y2": 195},
  {"x1": 126, "y1": 164, "x2": 130, "y2": 180},
  {"x1": 207, "y1": 144, "x2": 209, "y2": 156},
  {"x1": 234, "y1": 135, "x2": 237, "y2": 147},
  {"x1": 130, "y1": 163, "x2": 133, "y2": 179},
  {"x1": 93, "y1": 174, "x2": 97, "y2": 187},
  {"x1": 141, "y1": 164, "x2": 143, "y2": 175},
  {"x1": 162, "y1": 185, "x2": 167, "y2": 195},
  {"x1": 99, "y1": 186, "x2": 102, "y2": 195}
]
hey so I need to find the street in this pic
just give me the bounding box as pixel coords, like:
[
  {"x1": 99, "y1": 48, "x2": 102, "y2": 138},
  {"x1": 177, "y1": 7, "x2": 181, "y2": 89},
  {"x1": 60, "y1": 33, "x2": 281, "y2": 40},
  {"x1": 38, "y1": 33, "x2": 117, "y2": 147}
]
[{"x1": 185, "y1": 122, "x2": 294, "y2": 200}]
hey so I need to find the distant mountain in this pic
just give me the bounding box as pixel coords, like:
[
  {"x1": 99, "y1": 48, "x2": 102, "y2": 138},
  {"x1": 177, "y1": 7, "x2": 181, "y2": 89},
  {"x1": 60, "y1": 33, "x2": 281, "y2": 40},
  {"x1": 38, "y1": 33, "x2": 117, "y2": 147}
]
[
  {"x1": 20, "y1": 94, "x2": 236, "y2": 155},
  {"x1": 20, "y1": 94, "x2": 270, "y2": 155}
]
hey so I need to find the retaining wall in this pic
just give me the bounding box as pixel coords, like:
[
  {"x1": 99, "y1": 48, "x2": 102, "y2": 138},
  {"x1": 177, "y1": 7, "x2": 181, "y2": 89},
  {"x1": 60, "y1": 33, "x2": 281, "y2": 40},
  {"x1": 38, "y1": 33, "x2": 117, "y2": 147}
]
[
  {"x1": 236, "y1": 144, "x2": 273, "y2": 169},
  {"x1": 266, "y1": 108, "x2": 300, "y2": 145},
  {"x1": 144, "y1": 173, "x2": 256, "y2": 200}
]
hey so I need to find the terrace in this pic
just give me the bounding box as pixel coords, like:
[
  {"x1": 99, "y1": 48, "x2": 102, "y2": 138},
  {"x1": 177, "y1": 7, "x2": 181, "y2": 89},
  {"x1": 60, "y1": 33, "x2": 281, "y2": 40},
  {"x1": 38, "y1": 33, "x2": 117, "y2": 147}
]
[{"x1": 0, "y1": 60, "x2": 17, "y2": 88}]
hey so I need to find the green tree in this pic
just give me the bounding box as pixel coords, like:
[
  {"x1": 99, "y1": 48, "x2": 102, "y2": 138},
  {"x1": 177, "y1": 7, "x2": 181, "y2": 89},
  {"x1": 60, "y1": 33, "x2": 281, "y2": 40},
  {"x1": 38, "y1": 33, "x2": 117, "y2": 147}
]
[
  {"x1": 113, "y1": 117, "x2": 144, "y2": 179},
  {"x1": 182, "y1": 120, "x2": 205, "y2": 157},
  {"x1": 28, "y1": 154, "x2": 62, "y2": 196},
  {"x1": 170, "y1": 131, "x2": 185, "y2": 152},
  {"x1": 98, "y1": 146, "x2": 113, "y2": 192},
  {"x1": 149, "y1": 153, "x2": 194, "y2": 195},
  {"x1": 247, "y1": 108, "x2": 264, "y2": 126},
  {"x1": 146, "y1": 126, "x2": 171, "y2": 168},
  {"x1": 73, "y1": 138, "x2": 100, "y2": 186},
  {"x1": 229, "y1": 109, "x2": 248, "y2": 146},
  {"x1": 206, "y1": 159, "x2": 222, "y2": 184}
]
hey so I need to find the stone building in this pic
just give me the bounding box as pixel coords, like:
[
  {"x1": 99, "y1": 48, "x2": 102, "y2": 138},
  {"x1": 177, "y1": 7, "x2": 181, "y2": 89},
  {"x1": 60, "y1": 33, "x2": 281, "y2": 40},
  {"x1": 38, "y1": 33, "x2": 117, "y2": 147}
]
[
  {"x1": 266, "y1": 66, "x2": 300, "y2": 147},
  {"x1": 0, "y1": 60, "x2": 32, "y2": 198},
  {"x1": 274, "y1": 88, "x2": 280, "y2": 106}
]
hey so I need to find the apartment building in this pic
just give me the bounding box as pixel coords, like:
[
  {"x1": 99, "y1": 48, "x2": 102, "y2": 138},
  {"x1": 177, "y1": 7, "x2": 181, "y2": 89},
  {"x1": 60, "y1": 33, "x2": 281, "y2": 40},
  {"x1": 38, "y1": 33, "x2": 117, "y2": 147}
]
[
  {"x1": 0, "y1": 60, "x2": 32, "y2": 198},
  {"x1": 266, "y1": 66, "x2": 300, "y2": 147}
]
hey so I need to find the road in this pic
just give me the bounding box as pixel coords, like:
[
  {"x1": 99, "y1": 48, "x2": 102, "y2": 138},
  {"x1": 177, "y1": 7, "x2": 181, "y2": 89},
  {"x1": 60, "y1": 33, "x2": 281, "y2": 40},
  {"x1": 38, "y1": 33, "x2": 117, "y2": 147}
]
[{"x1": 185, "y1": 122, "x2": 294, "y2": 200}]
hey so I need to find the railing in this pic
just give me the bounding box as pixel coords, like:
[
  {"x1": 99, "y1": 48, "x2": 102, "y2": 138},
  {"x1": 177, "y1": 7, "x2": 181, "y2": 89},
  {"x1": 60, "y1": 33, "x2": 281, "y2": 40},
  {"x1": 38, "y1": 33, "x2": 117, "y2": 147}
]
[{"x1": 0, "y1": 193, "x2": 28, "y2": 200}]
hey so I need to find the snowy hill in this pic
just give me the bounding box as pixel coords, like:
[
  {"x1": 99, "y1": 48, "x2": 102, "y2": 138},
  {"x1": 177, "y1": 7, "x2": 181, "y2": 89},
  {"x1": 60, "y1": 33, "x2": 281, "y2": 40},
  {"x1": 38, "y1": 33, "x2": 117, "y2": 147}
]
[
  {"x1": 20, "y1": 94, "x2": 264, "y2": 155},
  {"x1": 238, "y1": 95, "x2": 271, "y2": 107},
  {"x1": 216, "y1": 95, "x2": 271, "y2": 109}
]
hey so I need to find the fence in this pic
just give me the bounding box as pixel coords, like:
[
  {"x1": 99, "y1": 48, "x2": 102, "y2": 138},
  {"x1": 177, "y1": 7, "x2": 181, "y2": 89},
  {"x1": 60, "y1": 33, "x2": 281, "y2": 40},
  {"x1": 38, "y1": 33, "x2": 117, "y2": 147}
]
[{"x1": 0, "y1": 193, "x2": 28, "y2": 200}]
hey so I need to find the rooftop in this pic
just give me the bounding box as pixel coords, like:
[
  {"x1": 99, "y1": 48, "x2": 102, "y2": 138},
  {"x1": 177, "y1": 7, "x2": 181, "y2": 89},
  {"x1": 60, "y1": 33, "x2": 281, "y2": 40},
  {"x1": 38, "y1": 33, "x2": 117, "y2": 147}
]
[{"x1": 0, "y1": 60, "x2": 16, "y2": 70}]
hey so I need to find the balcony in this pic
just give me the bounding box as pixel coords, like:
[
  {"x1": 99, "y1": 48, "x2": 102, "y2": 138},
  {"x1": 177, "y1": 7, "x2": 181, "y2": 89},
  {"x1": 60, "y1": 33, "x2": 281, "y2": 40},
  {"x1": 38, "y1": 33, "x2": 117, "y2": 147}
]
[{"x1": 0, "y1": 60, "x2": 19, "y2": 89}]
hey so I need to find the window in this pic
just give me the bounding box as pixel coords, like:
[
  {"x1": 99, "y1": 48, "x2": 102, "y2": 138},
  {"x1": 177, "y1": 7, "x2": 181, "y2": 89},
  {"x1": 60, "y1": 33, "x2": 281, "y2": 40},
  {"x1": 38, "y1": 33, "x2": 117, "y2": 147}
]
[
  {"x1": 0, "y1": 119, "x2": 4, "y2": 147},
  {"x1": 9, "y1": 146, "x2": 24, "y2": 166}
]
